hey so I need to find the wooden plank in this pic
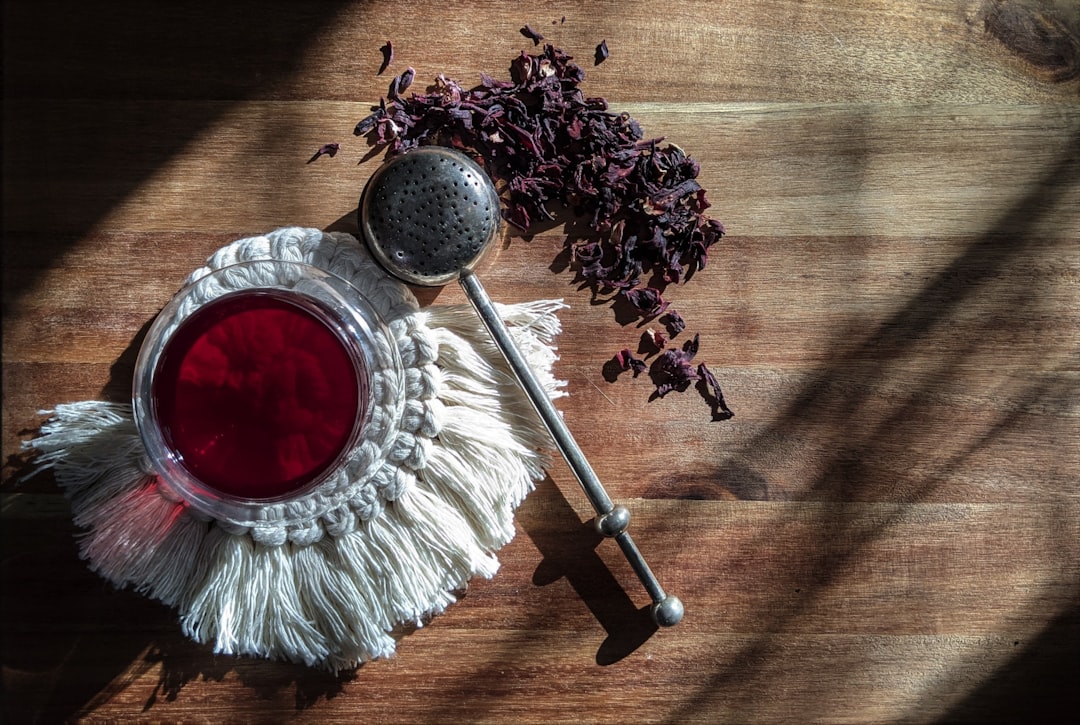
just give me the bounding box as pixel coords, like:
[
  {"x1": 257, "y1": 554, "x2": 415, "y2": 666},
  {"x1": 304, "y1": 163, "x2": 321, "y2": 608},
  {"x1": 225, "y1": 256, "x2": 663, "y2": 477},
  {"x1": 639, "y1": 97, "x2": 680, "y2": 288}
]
[
  {"x1": 4, "y1": 1, "x2": 1078, "y2": 104},
  {"x1": 4, "y1": 102, "x2": 1077, "y2": 237},
  {"x1": 4, "y1": 224, "x2": 1078, "y2": 497},
  {"x1": 30, "y1": 629, "x2": 1074, "y2": 723},
  {"x1": 2, "y1": 495, "x2": 1076, "y2": 722}
]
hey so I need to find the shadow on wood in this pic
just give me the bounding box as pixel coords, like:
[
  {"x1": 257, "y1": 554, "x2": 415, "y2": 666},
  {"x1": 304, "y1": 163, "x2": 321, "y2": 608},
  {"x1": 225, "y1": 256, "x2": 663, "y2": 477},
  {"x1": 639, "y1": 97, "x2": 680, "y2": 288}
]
[
  {"x1": 2, "y1": 1, "x2": 353, "y2": 309},
  {"x1": 519, "y1": 477, "x2": 659, "y2": 665},
  {"x1": 661, "y1": 122, "x2": 1080, "y2": 722}
]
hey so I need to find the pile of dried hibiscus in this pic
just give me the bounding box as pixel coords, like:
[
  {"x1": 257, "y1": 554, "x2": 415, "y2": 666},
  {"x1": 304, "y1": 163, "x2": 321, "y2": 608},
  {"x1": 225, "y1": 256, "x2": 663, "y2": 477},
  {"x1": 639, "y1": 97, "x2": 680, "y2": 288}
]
[{"x1": 329, "y1": 40, "x2": 732, "y2": 420}]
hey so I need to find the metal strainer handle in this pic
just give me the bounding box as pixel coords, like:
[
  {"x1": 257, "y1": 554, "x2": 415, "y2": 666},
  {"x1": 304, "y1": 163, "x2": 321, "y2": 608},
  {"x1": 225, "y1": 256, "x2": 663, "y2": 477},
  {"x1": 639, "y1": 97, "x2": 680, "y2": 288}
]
[
  {"x1": 459, "y1": 270, "x2": 684, "y2": 628},
  {"x1": 359, "y1": 146, "x2": 682, "y2": 627}
]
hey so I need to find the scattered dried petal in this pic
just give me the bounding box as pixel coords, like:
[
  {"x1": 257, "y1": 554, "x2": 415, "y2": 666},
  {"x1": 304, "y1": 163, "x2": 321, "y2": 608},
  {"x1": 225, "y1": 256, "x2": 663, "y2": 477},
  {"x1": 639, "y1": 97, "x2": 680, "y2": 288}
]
[
  {"x1": 378, "y1": 41, "x2": 393, "y2": 75},
  {"x1": 520, "y1": 25, "x2": 544, "y2": 45},
  {"x1": 387, "y1": 66, "x2": 415, "y2": 102},
  {"x1": 661, "y1": 310, "x2": 686, "y2": 337},
  {"x1": 307, "y1": 142, "x2": 340, "y2": 163},
  {"x1": 623, "y1": 287, "x2": 669, "y2": 317},
  {"x1": 595, "y1": 39, "x2": 609, "y2": 65},
  {"x1": 353, "y1": 105, "x2": 385, "y2": 136},
  {"x1": 697, "y1": 363, "x2": 734, "y2": 421},
  {"x1": 615, "y1": 348, "x2": 647, "y2": 377},
  {"x1": 649, "y1": 334, "x2": 700, "y2": 398},
  {"x1": 642, "y1": 328, "x2": 667, "y2": 352}
]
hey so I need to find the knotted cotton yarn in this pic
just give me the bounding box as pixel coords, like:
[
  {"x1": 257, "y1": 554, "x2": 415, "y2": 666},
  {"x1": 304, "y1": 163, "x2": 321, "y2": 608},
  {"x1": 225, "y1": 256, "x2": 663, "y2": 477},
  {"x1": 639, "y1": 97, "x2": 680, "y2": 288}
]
[{"x1": 26, "y1": 226, "x2": 566, "y2": 670}]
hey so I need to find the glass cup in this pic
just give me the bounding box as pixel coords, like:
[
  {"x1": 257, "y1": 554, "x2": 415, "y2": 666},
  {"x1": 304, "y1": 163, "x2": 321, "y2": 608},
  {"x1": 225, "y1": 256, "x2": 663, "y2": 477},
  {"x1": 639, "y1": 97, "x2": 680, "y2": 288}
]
[{"x1": 132, "y1": 260, "x2": 402, "y2": 523}]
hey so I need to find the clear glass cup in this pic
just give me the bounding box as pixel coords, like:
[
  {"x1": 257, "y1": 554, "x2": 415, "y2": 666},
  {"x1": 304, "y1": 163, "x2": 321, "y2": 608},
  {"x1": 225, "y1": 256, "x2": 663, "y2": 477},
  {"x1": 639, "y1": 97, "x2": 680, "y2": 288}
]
[{"x1": 132, "y1": 260, "x2": 402, "y2": 524}]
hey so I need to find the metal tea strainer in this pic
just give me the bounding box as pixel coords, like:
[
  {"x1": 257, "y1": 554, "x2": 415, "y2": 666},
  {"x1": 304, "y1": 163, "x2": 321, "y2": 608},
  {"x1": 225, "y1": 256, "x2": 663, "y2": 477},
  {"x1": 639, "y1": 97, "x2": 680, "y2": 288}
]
[{"x1": 360, "y1": 146, "x2": 683, "y2": 627}]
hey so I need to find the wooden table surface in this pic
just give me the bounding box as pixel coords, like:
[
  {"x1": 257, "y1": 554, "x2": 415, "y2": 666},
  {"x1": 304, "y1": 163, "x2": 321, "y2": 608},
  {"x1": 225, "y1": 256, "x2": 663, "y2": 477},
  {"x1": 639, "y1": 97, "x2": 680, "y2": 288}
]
[{"x1": 3, "y1": 1, "x2": 1078, "y2": 722}]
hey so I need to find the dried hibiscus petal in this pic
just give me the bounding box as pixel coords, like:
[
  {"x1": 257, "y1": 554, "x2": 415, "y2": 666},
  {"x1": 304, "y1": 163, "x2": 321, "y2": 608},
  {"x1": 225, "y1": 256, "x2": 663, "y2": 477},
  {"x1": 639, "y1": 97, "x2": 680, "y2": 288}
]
[
  {"x1": 378, "y1": 41, "x2": 393, "y2": 75},
  {"x1": 649, "y1": 334, "x2": 700, "y2": 398},
  {"x1": 387, "y1": 67, "x2": 415, "y2": 102},
  {"x1": 615, "y1": 348, "x2": 647, "y2": 377},
  {"x1": 353, "y1": 103, "x2": 385, "y2": 136},
  {"x1": 595, "y1": 39, "x2": 609, "y2": 65},
  {"x1": 307, "y1": 142, "x2": 340, "y2": 163},
  {"x1": 623, "y1": 286, "x2": 669, "y2": 317},
  {"x1": 520, "y1": 25, "x2": 544, "y2": 45},
  {"x1": 641, "y1": 328, "x2": 667, "y2": 353},
  {"x1": 661, "y1": 309, "x2": 686, "y2": 337},
  {"x1": 697, "y1": 363, "x2": 734, "y2": 421}
]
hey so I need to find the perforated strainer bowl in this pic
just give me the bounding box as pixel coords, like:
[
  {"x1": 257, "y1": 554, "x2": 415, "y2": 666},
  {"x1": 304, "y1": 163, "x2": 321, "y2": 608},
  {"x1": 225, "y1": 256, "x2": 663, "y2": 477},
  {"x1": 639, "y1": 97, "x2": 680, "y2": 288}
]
[
  {"x1": 360, "y1": 146, "x2": 501, "y2": 287},
  {"x1": 359, "y1": 146, "x2": 683, "y2": 628}
]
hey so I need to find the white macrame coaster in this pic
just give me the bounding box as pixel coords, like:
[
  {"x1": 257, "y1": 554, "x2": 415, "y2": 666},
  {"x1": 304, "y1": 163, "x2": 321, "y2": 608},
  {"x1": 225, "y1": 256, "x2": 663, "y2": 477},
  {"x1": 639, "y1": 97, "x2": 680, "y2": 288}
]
[{"x1": 25, "y1": 226, "x2": 566, "y2": 671}]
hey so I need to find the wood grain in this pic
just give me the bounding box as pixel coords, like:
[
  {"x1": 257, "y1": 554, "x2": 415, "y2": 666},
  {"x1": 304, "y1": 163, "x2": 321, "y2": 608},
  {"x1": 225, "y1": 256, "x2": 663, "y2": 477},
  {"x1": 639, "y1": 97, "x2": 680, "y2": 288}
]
[{"x1": 3, "y1": 0, "x2": 1078, "y2": 722}]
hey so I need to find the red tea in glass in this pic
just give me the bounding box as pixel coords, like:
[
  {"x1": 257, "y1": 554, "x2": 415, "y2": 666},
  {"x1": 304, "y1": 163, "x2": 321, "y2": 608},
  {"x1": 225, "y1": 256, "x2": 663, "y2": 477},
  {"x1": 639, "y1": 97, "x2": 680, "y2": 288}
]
[{"x1": 151, "y1": 290, "x2": 364, "y2": 500}]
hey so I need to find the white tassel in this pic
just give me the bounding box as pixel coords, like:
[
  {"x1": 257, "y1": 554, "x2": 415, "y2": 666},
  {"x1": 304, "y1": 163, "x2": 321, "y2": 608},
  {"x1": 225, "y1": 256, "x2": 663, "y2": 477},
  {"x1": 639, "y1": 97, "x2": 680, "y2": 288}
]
[
  {"x1": 254, "y1": 545, "x2": 330, "y2": 666},
  {"x1": 25, "y1": 402, "x2": 147, "y2": 499},
  {"x1": 427, "y1": 302, "x2": 567, "y2": 451},
  {"x1": 131, "y1": 512, "x2": 208, "y2": 607},
  {"x1": 23, "y1": 403, "x2": 212, "y2": 606},
  {"x1": 77, "y1": 481, "x2": 205, "y2": 603},
  {"x1": 180, "y1": 527, "x2": 328, "y2": 665},
  {"x1": 421, "y1": 445, "x2": 521, "y2": 549},
  {"x1": 293, "y1": 541, "x2": 397, "y2": 665},
  {"x1": 180, "y1": 526, "x2": 251, "y2": 651}
]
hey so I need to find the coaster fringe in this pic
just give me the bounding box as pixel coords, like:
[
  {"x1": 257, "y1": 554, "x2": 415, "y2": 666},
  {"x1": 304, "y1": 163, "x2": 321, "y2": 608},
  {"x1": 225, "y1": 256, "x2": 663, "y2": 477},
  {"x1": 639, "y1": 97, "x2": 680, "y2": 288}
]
[{"x1": 21, "y1": 229, "x2": 567, "y2": 670}]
